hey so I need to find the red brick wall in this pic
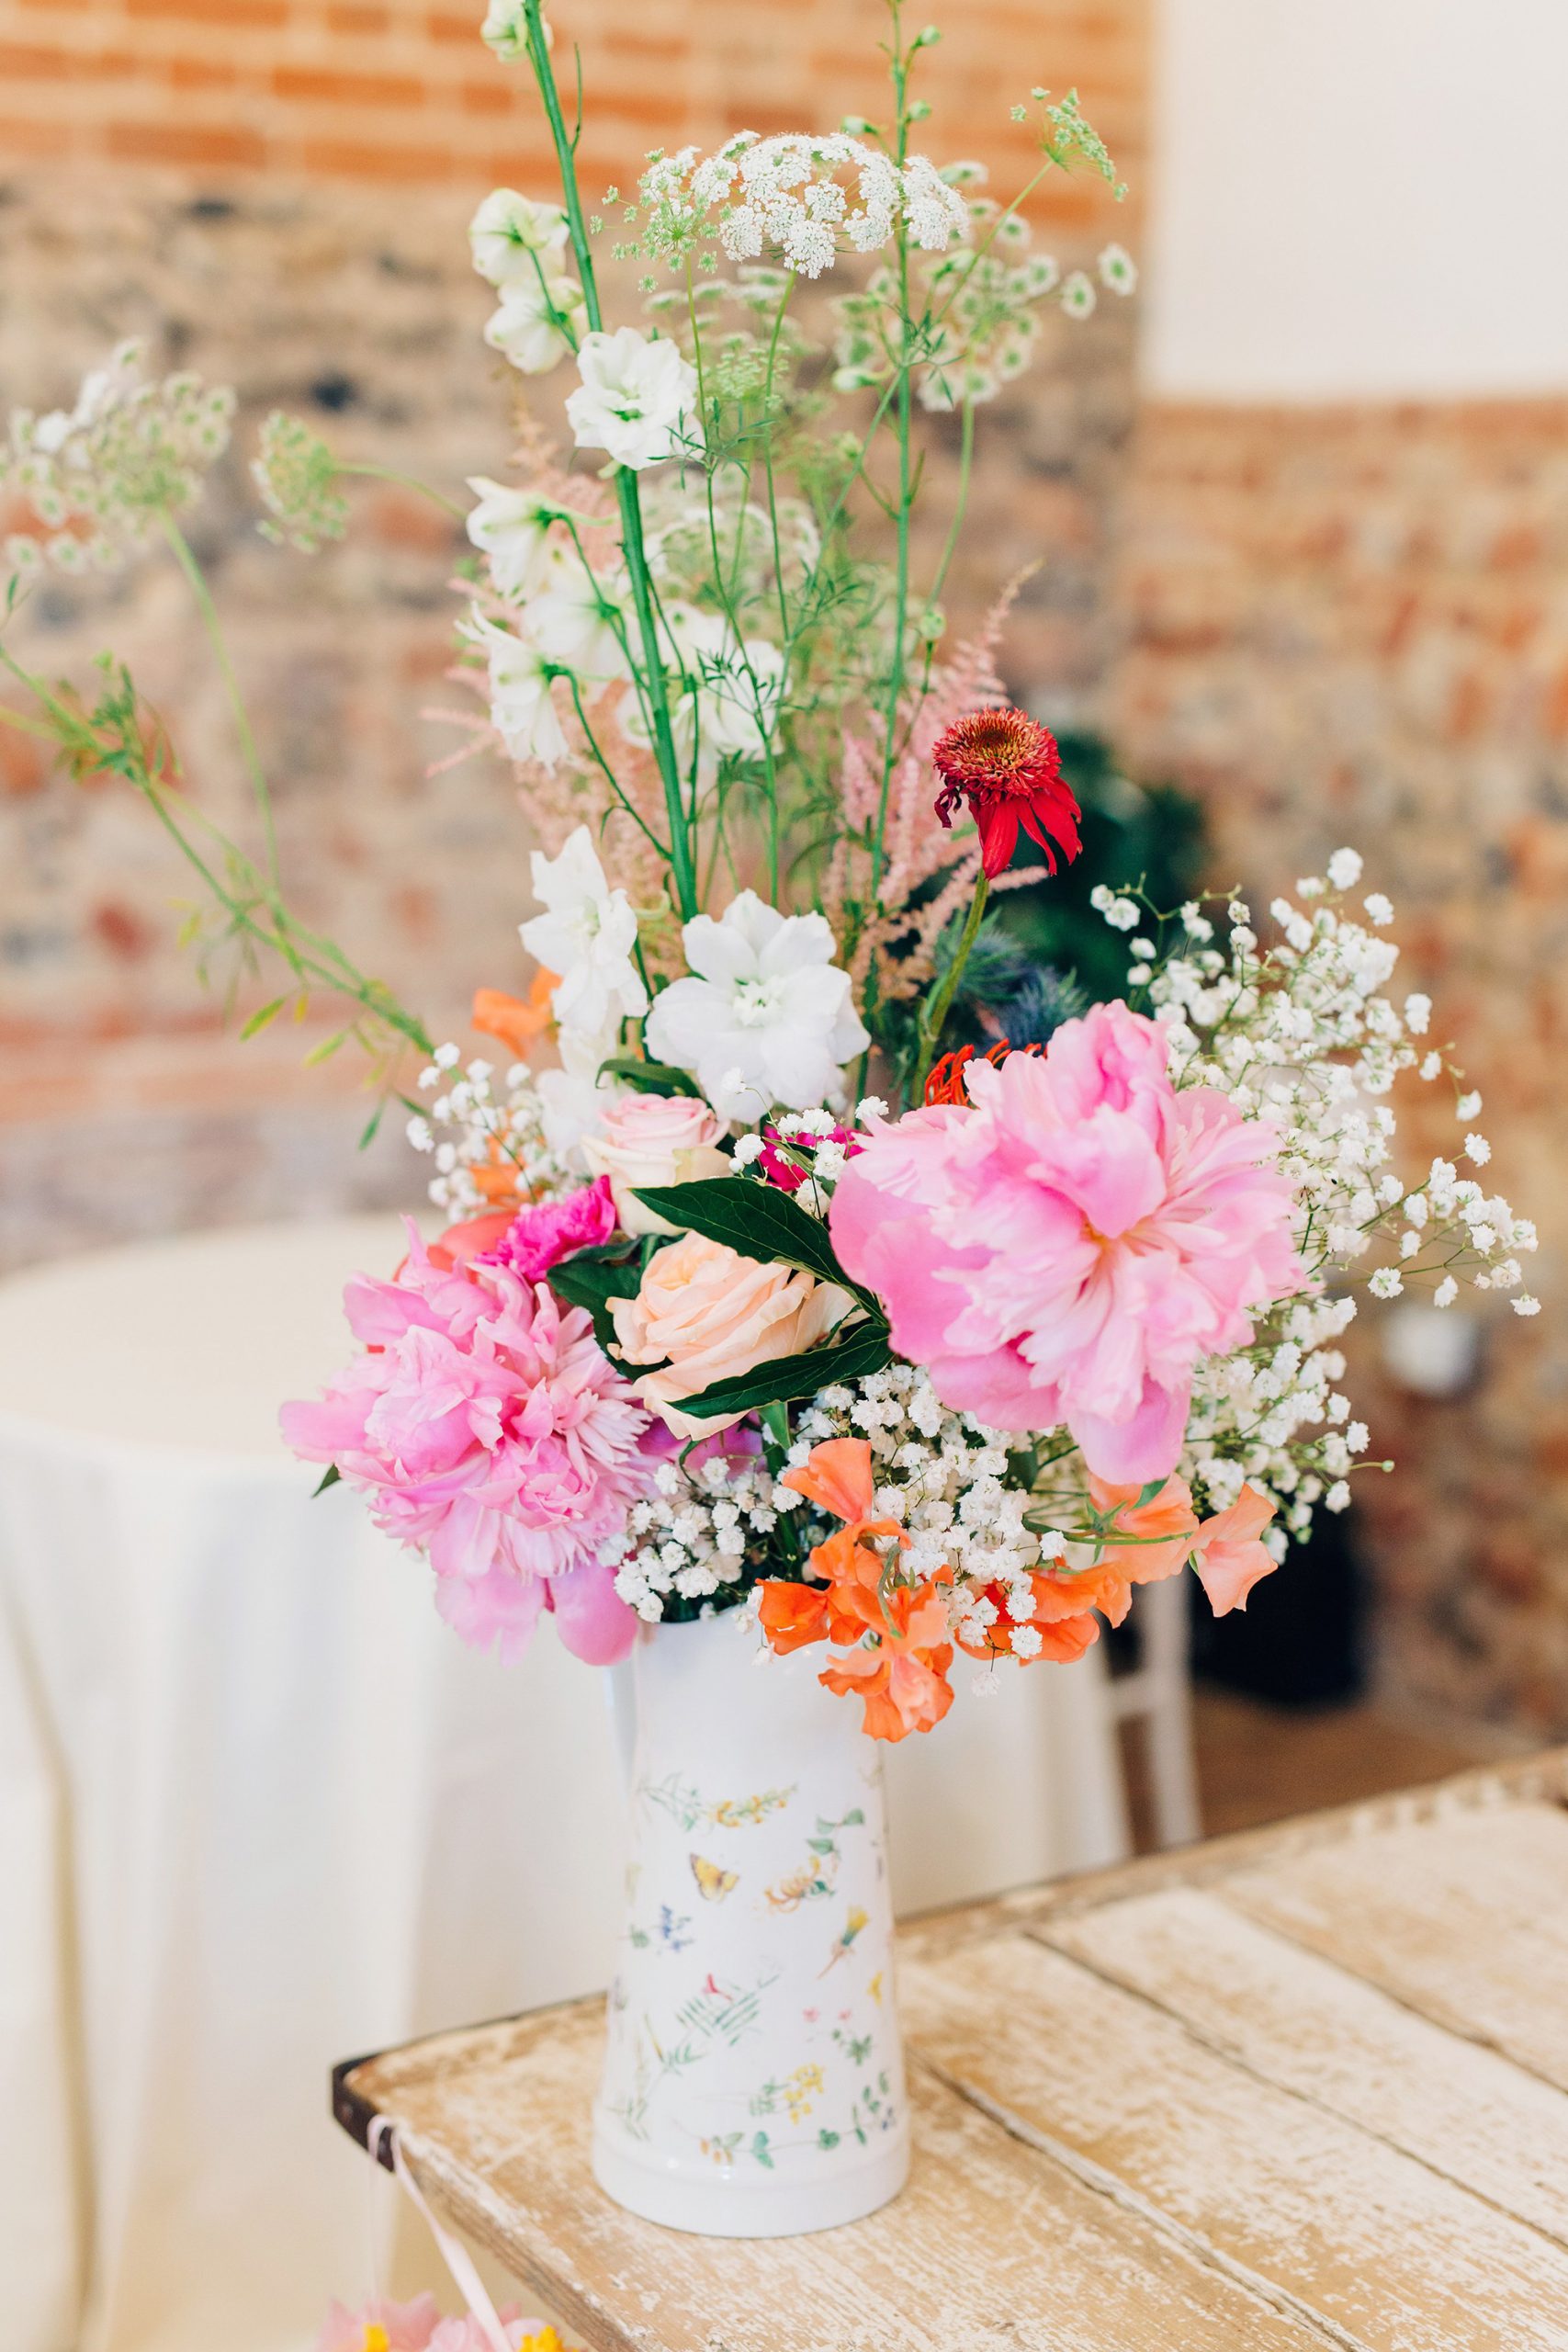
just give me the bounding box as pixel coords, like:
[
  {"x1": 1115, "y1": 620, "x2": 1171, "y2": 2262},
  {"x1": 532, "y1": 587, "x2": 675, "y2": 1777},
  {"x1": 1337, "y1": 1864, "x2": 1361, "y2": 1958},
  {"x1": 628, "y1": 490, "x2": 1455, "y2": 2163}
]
[
  {"x1": 1111, "y1": 398, "x2": 1568, "y2": 1736},
  {"x1": 0, "y1": 0, "x2": 1145, "y2": 219},
  {"x1": 0, "y1": 0, "x2": 1146, "y2": 1271}
]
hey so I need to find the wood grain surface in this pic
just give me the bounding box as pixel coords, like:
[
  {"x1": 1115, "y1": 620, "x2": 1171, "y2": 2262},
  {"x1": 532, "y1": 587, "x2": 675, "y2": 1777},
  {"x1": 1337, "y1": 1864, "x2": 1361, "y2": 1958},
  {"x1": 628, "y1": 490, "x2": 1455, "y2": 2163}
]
[{"x1": 341, "y1": 1751, "x2": 1568, "y2": 2352}]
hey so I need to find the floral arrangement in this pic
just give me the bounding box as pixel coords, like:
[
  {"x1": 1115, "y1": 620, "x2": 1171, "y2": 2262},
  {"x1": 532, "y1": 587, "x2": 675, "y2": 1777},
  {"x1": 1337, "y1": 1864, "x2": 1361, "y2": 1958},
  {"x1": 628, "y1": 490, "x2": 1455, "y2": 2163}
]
[{"x1": 1, "y1": 3, "x2": 1540, "y2": 1746}]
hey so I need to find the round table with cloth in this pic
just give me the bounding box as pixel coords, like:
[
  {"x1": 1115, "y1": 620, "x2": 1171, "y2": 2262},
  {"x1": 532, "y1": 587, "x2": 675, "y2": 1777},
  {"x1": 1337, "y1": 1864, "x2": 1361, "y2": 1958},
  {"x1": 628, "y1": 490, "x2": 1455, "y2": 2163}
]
[{"x1": 0, "y1": 1218, "x2": 1129, "y2": 2352}]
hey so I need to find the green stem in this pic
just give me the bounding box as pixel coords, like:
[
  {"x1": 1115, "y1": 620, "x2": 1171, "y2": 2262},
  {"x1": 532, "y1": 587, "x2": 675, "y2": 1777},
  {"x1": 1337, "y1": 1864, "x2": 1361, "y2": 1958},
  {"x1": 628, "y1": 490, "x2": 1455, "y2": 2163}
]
[
  {"x1": 161, "y1": 511, "x2": 280, "y2": 882},
  {"x1": 521, "y1": 0, "x2": 697, "y2": 920},
  {"x1": 335, "y1": 461, "x2": 467, "y2": 521},
  {"x1": 871, "y1": 6, "x2": 915, "y2": 898},
  {"x1": 913, "y1": 870, "x2": 988, "y2": 1099}
]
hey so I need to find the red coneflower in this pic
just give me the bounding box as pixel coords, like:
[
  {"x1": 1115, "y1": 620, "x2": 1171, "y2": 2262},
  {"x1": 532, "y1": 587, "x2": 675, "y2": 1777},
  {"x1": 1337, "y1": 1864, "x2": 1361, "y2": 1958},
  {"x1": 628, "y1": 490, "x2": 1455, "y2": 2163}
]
[{"x1": 931, "y1": 705, "x2": 1082, "y2": 880}]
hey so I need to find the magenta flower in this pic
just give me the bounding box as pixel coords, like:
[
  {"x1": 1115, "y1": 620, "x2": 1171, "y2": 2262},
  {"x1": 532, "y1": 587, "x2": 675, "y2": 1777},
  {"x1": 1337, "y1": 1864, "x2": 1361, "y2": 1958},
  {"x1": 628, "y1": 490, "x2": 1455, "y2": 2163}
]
[
  {"x1": 280, "y1": 1225, "x2": 660, "y2": 1664},
  {"x1": 829, "y1": 1003, "x2": 1305, "y2": 1483},
  {"x1": 756, "y1": 1122, "x2": 863, "y2": 1193},
  {"x1": 476, "y1": 1175, "x2": 619, "y2": 1280}
]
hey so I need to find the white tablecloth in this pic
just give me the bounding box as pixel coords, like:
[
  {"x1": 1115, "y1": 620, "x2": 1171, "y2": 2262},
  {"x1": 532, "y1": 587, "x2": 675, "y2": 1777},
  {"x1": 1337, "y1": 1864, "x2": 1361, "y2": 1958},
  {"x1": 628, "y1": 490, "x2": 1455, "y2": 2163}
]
[{"x1": 0, "y1": 1219, "x2": 1127, "y2": 2352}]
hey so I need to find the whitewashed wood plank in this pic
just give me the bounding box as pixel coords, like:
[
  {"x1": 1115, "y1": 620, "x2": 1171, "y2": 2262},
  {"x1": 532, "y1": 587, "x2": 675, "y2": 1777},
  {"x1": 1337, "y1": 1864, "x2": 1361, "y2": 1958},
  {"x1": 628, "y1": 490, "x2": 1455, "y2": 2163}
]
[
  {"x1": 347, "y1": 2003, "x2": 1339, "y2": 2352},
  {"x1": 1221, "y1": 1799, "x2": 1568, "y2": 2090},
  {"x1": 902, "y1": 1932, "x2": 1568, "y2": 2352},
  {"x1": 1043, "y1": 1883, "x2": 1568, "y2": 2245}
]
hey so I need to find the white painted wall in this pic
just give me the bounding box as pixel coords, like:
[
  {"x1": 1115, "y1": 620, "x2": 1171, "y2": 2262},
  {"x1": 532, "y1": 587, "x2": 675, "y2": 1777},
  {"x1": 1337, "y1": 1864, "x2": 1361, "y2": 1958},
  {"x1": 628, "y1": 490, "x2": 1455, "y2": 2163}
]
[{"x1": 1145, "y1": 0, "x2": 1568, "y2": 401}]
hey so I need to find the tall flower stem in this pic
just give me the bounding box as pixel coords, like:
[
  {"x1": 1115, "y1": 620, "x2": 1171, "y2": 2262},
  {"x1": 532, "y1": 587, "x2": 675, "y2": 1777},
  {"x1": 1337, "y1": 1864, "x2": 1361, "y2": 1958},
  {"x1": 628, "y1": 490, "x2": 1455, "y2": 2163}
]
[
  {"x1": 870, "y1": 0, "x2": 916, "y2": 899},
  {"x1": 912, "y1": 871, "x2": 988, "y2": 1101},
  {"x1": 520, "y1": 0, "x2": 698, "y2": 921},
  {"x1": 161, "y1": 511, "x2": 280, "y2": 883}
]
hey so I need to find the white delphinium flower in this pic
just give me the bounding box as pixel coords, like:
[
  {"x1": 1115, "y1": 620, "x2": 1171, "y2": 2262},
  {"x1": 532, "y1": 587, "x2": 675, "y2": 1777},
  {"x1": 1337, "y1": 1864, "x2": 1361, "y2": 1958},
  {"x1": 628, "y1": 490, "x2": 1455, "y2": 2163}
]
[
  {"x1": 480, "y1": 0, "x2": 528, "y2": 59},
  {"x1": 536, "y1": 1030, "x2": 625, "y2": 1169},
  {"x1": 645, "y1": 891, "x2": 870, "y2": 1119},
  {"x1": 468, "y1": 188, "x2": 569, "y2": 287},
  {"x1": 460, "y1": 609, "x2": 569, "y2": 766},
  {"x1": 566, "y1": 328, "x2": 697, "y2": 469},
  {"x1": 520, "y1": 824, "x2": 649, "y2": 1044},
  {"x1": 465, "y1": 477, "x2": 560, "y2": 598},
  {"x1": 528, "y1": 548, "x2": 632, "y2": 682},
  {"x1": 484, "y1": 271, "x2": 586, "y2": 374},
  {"x1": 671, "y1": 605, "x2": 784, "y2": 763}
]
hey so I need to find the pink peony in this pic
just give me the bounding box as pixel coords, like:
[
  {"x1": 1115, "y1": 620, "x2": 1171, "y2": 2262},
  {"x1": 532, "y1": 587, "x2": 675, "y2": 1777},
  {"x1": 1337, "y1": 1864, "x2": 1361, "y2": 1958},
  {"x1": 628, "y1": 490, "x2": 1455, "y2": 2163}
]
[
  {"x1": 281, "y1": 1224, "x2": 660, "y2": 1664},
  {"x1": 829, "y1": 1003, "x2": 1304, "y2": 1483}
]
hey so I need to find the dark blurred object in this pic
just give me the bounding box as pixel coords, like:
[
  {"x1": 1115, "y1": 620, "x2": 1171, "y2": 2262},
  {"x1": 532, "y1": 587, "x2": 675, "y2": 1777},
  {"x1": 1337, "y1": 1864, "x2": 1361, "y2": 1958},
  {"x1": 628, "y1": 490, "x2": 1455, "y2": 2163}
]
[
  {"x1": 942, "y1": 730, "x2": 1206, "y2": 1049},
  {"x1": 997, "y1": 729, "x2": 1208, "y2": 1001},
  {"x1": 1190, "y1": 1505, "x2": 1369, "y2": 1707}
]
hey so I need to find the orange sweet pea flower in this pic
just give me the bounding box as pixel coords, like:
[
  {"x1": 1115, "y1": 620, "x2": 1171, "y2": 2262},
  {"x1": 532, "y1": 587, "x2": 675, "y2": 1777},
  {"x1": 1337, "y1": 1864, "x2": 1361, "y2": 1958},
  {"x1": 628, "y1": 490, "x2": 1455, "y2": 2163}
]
[
  {"x1": 471, "y1": 969, "x2": 558, "y2": 1059},
  {"x1": 756, "y1": 1579, "x2": 831, "y2": 1656},
  {"x1": 1089, "y1": 1472, "x2": 1200, "y2": 1584},
  {"x1": 764, "y1": 1437, "x2": 955, "y2": 1739},
  {"x1": 820, "y1": 1584, "x2": 955, "y2": 1742},
  {"x1": 781, "y1": 1436, "x2": 876, "y2": 1524},
  {"x1": 1191, "y1": 1484, "x2": 1279, "y2": 1615}
]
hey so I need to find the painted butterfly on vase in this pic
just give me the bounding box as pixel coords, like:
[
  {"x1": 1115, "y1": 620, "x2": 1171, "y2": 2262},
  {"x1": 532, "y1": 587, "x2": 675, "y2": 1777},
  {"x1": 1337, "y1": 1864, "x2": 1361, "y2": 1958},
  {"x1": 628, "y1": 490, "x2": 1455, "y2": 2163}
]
[{"x1": 690, "y1": 1853, "x2": 739, "y2": 1902}]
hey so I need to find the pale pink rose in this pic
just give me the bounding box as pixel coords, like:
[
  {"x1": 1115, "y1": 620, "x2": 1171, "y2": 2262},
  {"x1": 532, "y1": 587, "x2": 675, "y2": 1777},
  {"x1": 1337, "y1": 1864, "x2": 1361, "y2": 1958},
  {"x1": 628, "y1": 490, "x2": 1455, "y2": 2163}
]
[
  {"x1": 581, "y1": 1093, "x2": 729, "y2": 1235},
  {"x1": 611, "y1": 1230, "x2": 848, "y2": 1437},
  {"x1": 829, "y1": 1002, "x2": 1305, "y2": 1484},
  {"x1": 281, "y1": 1225, "x2": 662, "y2": 1664},
  {"x1": 1191, "y1": 1485, "x2": 1279, "y2": 1615}
]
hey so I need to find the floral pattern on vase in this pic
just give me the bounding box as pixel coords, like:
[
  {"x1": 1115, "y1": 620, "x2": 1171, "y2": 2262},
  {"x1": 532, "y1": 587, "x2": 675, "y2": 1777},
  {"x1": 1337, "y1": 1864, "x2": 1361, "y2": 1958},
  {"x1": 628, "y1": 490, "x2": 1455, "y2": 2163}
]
[{"x1": 592, "y1": 1607, "x2": 909, "y2": 2236}]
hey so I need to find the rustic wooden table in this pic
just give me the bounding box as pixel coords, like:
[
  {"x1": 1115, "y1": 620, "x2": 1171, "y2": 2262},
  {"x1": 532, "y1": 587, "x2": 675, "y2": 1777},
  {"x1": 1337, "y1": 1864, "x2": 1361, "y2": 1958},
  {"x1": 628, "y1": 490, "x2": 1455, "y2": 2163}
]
[{"x1": 335, "y1": 1749, "x2": 1568, "y2": 2352}]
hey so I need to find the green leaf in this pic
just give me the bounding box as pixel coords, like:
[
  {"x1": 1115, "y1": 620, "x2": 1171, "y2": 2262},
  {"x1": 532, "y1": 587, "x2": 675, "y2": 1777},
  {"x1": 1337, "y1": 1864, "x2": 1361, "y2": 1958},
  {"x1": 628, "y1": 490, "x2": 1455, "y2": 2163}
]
[
  {"x1": 599, "y1": 1056, "x2": 703, "y2": 1098},
  {"x1": 630, "y1": 1177, "x2": 859, "y2": 1298},
  {"x1": 302, "y1": 1028, "x2": 347, "y2": 1067},
  {"x1": 547, "y1": 1246, "x2": 645, "y2": 1353},
  {"x1": 311, "y1": 1464, "x2": 342, "y2": 1498},
  {"x1": 357, "y1": 1100, "x2": 385, "y2": 1151},
  {"x1": 673, "y1": 1318, "x2": 893, "y2": 1421},
  {"x1": 239, "y1": 995, "x2": 288, "y2": 1040}
]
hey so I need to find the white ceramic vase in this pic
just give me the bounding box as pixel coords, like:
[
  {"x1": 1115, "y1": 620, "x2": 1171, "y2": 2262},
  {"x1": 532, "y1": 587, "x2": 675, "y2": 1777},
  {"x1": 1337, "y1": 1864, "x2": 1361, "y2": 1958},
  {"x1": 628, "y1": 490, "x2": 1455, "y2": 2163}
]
[{"x1": 592, "y1": 1605, "x2": 910, "y2": 2237}]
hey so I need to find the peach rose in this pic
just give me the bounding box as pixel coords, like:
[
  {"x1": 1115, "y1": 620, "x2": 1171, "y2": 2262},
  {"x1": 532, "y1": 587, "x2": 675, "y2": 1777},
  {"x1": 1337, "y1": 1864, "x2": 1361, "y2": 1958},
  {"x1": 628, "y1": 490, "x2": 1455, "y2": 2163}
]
[
  {"x1": 581, "y1": 1092, "x2": 730, "y2": 1236},
  {"x1": 611, "y1": 1230, "x2": 849, "y2": 1436}
]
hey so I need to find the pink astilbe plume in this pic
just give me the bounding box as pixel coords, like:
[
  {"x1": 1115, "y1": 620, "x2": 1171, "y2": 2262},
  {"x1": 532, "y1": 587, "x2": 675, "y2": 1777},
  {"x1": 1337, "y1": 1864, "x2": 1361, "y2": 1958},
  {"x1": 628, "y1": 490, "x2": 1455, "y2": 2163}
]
[
  {"x1": 280, "y1": 1226, "x2": 662, "y2": 1665},
  {"x1": 830, "y1": 1003, "x2": 1306, "y2": 1483},
  {"x1": 832, "y1": 581, "x2": 1031, "y2": 992}
]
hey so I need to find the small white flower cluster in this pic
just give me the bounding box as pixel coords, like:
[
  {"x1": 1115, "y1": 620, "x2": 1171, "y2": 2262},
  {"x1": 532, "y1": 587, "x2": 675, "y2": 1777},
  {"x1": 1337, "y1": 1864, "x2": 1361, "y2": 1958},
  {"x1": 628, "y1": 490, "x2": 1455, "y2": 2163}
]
[
  {"x1": 615, "y1": 1446, "x2": 784, "y2": 1616},
  {"x1": 1182, "y1": 1293, "x2": 1366, "y2": 1542},
  {"x1": 833, "y1": 163, "x2": 1134, "y2": 410},
  {"x1": 408, "y1": 1044, "x2": 574, "y2": 1216},
  {"x1": 5, "y1": 341, "x2": 235, "y2": 577},
  {"x1": 637, "y1": 132, "x2": 965, "y2": 279},
  {"x1": 1087, "y1": 848, "x2": 1545, "y2": 1544},
  {"x1": 794, "y1": 1367, "x2": 1048, "y2": 1637}
]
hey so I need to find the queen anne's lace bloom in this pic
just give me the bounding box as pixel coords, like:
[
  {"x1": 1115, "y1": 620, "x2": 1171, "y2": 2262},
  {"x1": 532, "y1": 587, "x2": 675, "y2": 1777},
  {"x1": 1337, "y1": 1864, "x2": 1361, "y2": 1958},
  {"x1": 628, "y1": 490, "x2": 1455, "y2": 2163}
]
[{"x1": 637, "y1": 132, "x2": 965, "y2": 278}]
